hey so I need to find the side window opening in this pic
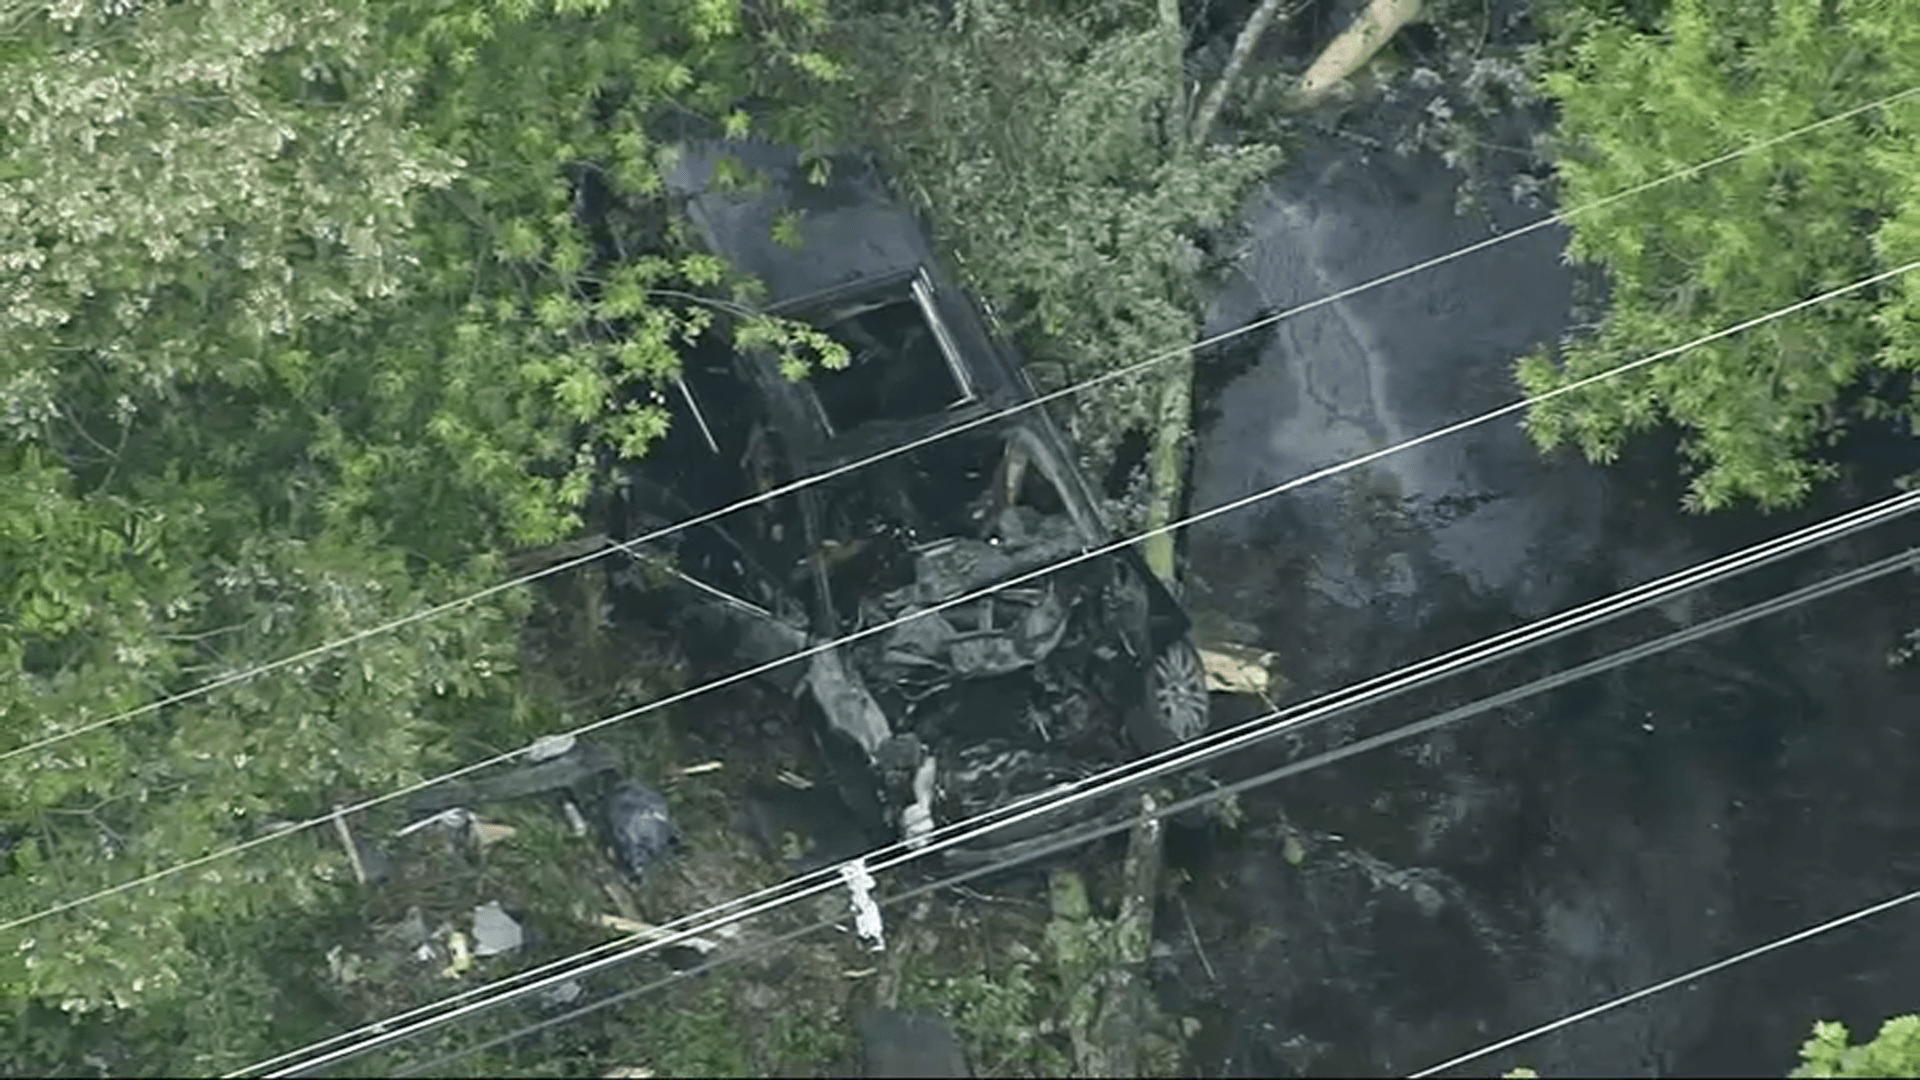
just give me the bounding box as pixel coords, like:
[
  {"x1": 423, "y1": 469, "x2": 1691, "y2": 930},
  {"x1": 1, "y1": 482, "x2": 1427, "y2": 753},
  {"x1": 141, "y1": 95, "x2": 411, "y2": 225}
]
[{"x1": 803, "y1": 275, "x2": 976, "y2": 433}]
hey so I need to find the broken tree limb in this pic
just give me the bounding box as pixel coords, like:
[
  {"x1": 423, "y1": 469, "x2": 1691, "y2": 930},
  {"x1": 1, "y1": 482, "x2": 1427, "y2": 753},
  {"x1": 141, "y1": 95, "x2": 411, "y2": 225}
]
[
  {"x1": 1189, "y1": 0, "x2": 1303, "y2": 149},
  {"x1": 1140, "y1": 357, "x2": 1193, "y2": 591},
  {"x1": 1157, "y1": 0, "x2": 1189, "y2": 148},
  {"x1": 505, "y1": 532, "x2": 613, "y2": 577},
  {"x1": 1091, "y1": 791, "x2": 1167, "y2": 1077},
  {"x1": 1143, "y1": 0, "x2": 1307, "y2": 593},
  {"x1": 331, "y1": 804, "x2": 369, "y2": 886},
  {"x1": 1291, "y1": 0, "x2": 1424, "y2": 107},
  {"x1": 1051, "y1": 791, "x2": 1171, "y2": 1078}
]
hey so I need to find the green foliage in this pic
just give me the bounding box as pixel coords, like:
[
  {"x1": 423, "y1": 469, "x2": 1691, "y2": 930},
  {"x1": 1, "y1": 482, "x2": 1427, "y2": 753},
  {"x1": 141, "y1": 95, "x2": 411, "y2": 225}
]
[
  {"x1": 1519, "y1": 0, "x2": 1920, "y2": 511},
  {"x1": 1794, "y1": 1016, "x2": 1920, "y2": 1079},
  {"x1": 901, "y1": 943, "x2": 1072, "y2": 1078},
  {"x1": 0, "y1": 0, "x2": 844, "y2": 1071},
  {"x1": 827, "y1": 0, "x2": 1281, "y2": 470}
]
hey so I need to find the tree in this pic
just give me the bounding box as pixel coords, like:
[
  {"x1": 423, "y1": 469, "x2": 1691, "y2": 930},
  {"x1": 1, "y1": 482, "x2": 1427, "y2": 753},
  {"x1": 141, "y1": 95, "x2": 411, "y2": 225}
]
[
  {"x1": 1516, "y1": 0, "x2": 1920, "y2": 512},
  {"x1": 822, "y1": 0, "x2": 1285, "y2": 584},
  {"x1": 1498, "y1": 1013, "x2": 1920, "y2": 1078},
  {"x1": 0, "y1": 0, "x2": 841, "y2": 1071},
  {"x1": 1795, "y1": 1015, "x2": 1920, "y2": 1078}
]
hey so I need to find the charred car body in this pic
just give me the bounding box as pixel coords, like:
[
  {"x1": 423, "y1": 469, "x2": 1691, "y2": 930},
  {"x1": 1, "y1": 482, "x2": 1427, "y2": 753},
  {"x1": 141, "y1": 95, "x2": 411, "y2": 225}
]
[{"x1": 611, "y1": 140, "x2": 1210, "y2": 862}]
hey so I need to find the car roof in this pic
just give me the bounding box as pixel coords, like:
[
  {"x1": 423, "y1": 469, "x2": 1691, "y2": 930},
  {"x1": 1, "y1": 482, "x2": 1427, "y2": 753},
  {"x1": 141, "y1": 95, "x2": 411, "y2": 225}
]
[{"x1": 663, "y1": 138, "x2": 934, "y2": 308}]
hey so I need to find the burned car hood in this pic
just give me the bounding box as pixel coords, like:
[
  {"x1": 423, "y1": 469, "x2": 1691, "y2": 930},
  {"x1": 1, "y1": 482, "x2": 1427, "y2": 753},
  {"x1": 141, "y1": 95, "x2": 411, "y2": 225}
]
[{"x1": 663, "y1": 138, "x2": 933, "y2": 308}]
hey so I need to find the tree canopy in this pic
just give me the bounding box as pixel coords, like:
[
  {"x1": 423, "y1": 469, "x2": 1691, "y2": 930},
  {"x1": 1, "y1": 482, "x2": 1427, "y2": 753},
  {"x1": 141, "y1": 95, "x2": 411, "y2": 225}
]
[
  {"x1": 0, "y1": 0, "x2": 841, "y2": 1070},
  {"x1": 1515, "y1": 0, "x2": 1920, "y2": 511}
]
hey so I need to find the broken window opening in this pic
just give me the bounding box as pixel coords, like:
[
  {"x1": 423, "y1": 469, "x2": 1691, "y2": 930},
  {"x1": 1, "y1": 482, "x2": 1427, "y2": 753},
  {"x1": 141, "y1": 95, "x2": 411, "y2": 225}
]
[
  {"x1": 992, "y1": 438, "x2": 1068, "y2": 522},
  {"x1": 806, "y1": 293, "x2": 974, "y2": 434}
]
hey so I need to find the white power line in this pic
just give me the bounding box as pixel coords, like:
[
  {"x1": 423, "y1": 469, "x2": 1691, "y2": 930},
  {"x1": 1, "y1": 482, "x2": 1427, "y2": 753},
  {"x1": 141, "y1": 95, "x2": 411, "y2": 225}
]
[
  {"x1": 238, "y1": 491, "x2": 1920, "y2": 1076},
  {"x1": 8, "y1": 259, "x2": 1915, "y2": 950},
  {"x1": 1409, "y1": 888, "x2": 1920, "y2": 1077},
  {"x1": 373, "y1": 546, "x2": 1920, "y2": 1079},
  {"x1": 11, "y1": 82, "x2": 1915, "y2": 767}
]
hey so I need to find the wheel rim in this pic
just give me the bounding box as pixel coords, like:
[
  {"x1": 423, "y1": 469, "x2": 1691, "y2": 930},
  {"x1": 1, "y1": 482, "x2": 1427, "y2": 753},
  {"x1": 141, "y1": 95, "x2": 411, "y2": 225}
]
[{"x1": 1151, "y1": 641, "x2": 1210, "y2": 742}]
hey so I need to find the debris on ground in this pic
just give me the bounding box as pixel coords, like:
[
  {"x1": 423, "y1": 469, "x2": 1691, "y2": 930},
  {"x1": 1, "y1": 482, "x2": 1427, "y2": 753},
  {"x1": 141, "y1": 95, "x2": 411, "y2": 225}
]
[
  {"x1": 525, "y1": 732, "x2": 580, "y2": 762},
  {"x1": 601, "y1": 780, "x2": 679, "y2": 883},
  {"x1": 540, "y1": 980, "x2": 585, "y2": 1009},
  {"x1": 471, "y1": 901, "x2": 524, "y2": 958},
  {"x1": 441, "y1": 930, "x2": 474, "y2": 978},
  {"x1": 472, "y1": 819, "x2": 518, "y2": 849},
  {"x1": 595, "y1": 914, "x2": 724, "y2": 955},
  {"x1": 406, "y1": 740, "x2": 619, "y2": 819},
  {"x1": 1193, "y1": 638, "x2": 1284, "y2": 698}
]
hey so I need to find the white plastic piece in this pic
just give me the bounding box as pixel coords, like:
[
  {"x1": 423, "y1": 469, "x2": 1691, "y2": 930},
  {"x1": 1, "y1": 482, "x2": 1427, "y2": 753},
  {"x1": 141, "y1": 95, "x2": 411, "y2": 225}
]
[
  {"x1": 524, "y1": 733, "x2": 578, "y2": 762},
  {"x1": 394, "y1": 807, "x2": 471, "y2": 839},
  {"x1": 901, "y1": 756, "x2": 938, "y2": 850},
  {"x1": 838, "y1": 859, "x2": 886, "y2": 953},
  {"x1": 561, "y1": 798, "x2": 590, "y2": 838},
  {"x1": 471, "y1": 901, "x2": 524, "y2": 957}
]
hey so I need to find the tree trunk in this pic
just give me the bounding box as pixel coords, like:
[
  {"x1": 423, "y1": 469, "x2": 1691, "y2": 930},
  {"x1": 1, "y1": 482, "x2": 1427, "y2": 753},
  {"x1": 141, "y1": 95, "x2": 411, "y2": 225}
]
[
  {"x1": 1050, "y1": 792, "x2": 1170, "y2": 1077},
  {"x1": 1140, "y1": 0, "x2": 1303, "y2": 592},
  {"x1": 1140, "y1": 358, "x2": 1193, "y2": 589},
  {"x1": 1190, "y1": 0, "x2": 1300, "y2": 148},
  {"x1": 1292, "y1": 0, "x2": 1423, "y2": 106}
]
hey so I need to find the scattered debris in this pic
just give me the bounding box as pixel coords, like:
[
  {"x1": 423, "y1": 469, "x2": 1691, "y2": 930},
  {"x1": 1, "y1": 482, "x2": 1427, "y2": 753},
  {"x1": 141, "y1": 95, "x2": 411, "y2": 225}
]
[
  {"x1": 471, "y1": 902, "x2": 524, "y2": 958},
  {"x1": 472, "y1": 819, "x2": 518, "y2": 849},
  {"x1": 540, "y1": 980, "x2": 585, "y2": 1008},
  {"x1": 406, "y1": 739, "x2": 618, "y2": 819},
  {"x1": 901, "y1": 755, "x2": 937, "y2": 849},
  {"x1": 525, "y1": 733, "x2": 579, "y2": 763},
  {"x1": 840, "y1": 859, "x2": 886, "y2": 952},
  {"x1": 379, "y1": 907, "x2": 431, "y2": 952},
  {"x1": 325, "y1": 945, "x2": 364, "y2": 985},
  {"x1": 441, "y1": 930, "x2": 474, "y2": 978},
  {"x1": 1195, "y1": 641, "x2": 1281, "y2": 698},
  {"x1": 562, "y1": 798, "x2": 591, "y2": 838},
  {"x1": 395, "y1": 807, "x2": 472, "y2": 840},
  {"x1": 330, "y1": 805, "x2": 370, "y2": 886},
  {"x1": 601, "y1": 780, "x2": 678, "y2": 883},
  {"x1": 596, "y1": 914, "x2": 721, "y2": 955}
]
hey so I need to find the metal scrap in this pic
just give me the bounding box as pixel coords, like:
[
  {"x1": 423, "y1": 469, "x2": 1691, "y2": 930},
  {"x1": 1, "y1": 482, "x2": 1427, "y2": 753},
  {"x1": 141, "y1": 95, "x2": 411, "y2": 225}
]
[
  {"x1": 840, "y1": 859, "x2": 886, "y2": 952},
  {"x1": 944, "y1": 590, "x2": 1070, "y2": 676},
  {"x1": 602, "y1": 781, "x2": 678, "y2": 883},
  {"x1": 471, "y1": 901, "x2": 524, "y2": 957},
  {"x1": 805, "y1": 648, "x2": 893, "y2": 755},
  {"x1": 903, "y1": 512, "x2": 1083, "y2": 603}
]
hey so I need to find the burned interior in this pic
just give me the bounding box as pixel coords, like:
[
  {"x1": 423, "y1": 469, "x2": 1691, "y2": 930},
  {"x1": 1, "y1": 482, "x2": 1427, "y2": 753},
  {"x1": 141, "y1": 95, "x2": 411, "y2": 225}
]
[
  {"x1": 607, "y1": 142, "x2": 1212, "y2": 859},
  {"x1": 805, "y1": 280, "x2": 978, "y2": 434}
]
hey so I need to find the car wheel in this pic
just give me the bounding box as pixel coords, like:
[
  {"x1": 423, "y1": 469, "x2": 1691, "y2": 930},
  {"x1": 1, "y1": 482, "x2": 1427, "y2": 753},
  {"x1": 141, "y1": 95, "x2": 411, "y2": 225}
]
[{"x1": 1133, "y1": 636, "x2": 1211, "y2": 750}]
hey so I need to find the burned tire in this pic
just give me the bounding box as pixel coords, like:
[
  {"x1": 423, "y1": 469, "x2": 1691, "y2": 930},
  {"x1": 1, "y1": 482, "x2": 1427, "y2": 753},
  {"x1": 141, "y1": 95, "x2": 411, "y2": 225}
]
[{"x1": 1130, "y1": 635, "x2": 1211, "y2": 751}]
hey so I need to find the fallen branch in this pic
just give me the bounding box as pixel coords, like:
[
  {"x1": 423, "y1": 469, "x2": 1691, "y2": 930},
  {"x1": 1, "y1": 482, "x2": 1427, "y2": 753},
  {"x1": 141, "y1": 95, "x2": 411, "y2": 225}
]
[
  {"x1": 504, "y1": 533, "x2": 613, "y2": 577},
  {"x1": 331, "y1": 804, "x2": 369, "y2": 886},
  {"x1": 1291, "y1": 0, "x2": 1425, "y2": 107},
  {"x1": 1051, "y1": 791, "x2": 1171, "y2": 1078},
  {"x1": 1189, "y1": 0, "x2": 1305, "y2": 148}
]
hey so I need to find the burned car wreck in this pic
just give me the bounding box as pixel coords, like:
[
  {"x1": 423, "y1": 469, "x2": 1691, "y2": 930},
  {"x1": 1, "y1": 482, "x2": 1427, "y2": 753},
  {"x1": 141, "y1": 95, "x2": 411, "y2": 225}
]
[{"x1": 609, "y1": 140, "x2": 1211, "y2": 861}]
